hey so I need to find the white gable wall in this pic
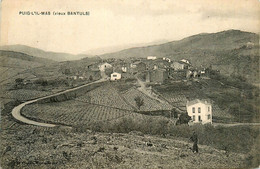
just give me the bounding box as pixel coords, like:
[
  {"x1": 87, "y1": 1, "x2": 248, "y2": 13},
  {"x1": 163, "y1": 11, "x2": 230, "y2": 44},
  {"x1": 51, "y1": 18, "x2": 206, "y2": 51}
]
[
  {"x1": 147, "y1": 56, "x2": 157, "y2": 60},
  {"x1": 111, "y1": 72, "x2": 121, "y2": 80},
  {"x1": 99, "y1": 63, "x2": 112, "y2": 71}
]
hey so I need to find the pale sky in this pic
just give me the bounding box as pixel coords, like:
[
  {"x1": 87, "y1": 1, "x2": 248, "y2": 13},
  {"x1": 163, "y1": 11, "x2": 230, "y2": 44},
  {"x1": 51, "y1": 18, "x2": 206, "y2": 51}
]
[{"x1": 1, "y1": 0, "x2": 259, "y2": 54}]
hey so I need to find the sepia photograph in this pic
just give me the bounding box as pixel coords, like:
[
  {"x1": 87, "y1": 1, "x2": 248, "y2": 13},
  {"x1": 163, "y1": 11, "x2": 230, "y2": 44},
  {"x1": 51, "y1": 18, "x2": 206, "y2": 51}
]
[{"x1": 0, "y1": 0, "x2": 259, "y2": 168}]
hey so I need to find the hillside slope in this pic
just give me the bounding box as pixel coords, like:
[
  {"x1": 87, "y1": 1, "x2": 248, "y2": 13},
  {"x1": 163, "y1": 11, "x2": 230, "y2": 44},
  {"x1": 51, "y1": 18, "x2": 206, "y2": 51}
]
[
  {"x1": 0, "y1": 50, "x2": 58, "y2": 106},
  {"x1": 100, "y1": 30, "x2": 259, "y2": 83},
  {"x1": 100, "y1": 30, "x2": 258, "y2": 59},
  {"x1": 0, "y1": 45, "x2": 92, "y2": 61},
  {"x1": 0, "y1": 123, "x2": 250, "y2": 169}
]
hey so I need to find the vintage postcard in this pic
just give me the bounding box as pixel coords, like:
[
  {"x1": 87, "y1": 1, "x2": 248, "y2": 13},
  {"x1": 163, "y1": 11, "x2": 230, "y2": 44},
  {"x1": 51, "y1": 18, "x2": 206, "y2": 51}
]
[{"x1": 0, "y1": 0, "x2": 259, "y2": 168}]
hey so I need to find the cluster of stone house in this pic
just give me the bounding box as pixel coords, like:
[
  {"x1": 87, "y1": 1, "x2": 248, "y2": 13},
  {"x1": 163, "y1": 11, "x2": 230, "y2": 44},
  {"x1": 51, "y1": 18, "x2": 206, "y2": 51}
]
[
  {"x1": 93, "y1": 56, "x2": 210, "y2": 83},
  {"x1": 60, "y1": 61, "x2": 101, "y2": 81}
]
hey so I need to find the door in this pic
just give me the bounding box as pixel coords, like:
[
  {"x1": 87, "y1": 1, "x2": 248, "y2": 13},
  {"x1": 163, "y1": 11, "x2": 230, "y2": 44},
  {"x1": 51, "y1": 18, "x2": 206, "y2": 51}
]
[{"x1": 198, "y1": 115, "x2": 201, "y2": 122}]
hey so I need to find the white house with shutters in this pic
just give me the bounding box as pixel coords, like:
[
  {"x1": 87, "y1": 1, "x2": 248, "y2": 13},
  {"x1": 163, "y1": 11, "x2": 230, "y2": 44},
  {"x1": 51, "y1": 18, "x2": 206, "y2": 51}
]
[
  {"x1": 110, "y1": 72, "x2": 121, "y2": 81},
  {"x1": 186, "y1": 99, "x2": 212, "y2": 124}
]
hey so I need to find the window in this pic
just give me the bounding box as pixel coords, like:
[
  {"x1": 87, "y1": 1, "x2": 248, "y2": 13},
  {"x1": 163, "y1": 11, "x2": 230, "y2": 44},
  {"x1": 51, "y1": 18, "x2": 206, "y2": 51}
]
[
  {"x1": 198, "y1": 107, "x2": 201, "y2": 113},
  {"x1": 113, "y1": 75, "x2": 117, "y2": 77},
  {"x1": 208, "y1": 114, "x2": 211, "y2": 120},
  {"x1": 198, "y1": 115, "x2": 201, "y2": 121},
  {"x1": 192, "y1": 107, "x2": 195, "y2": 113},
  {"x1": 192, "y1": 115, "x2": 195, "y2": 121},
  {"x1": 208, "y1": 107, "x2": 210, "y2": 112}
]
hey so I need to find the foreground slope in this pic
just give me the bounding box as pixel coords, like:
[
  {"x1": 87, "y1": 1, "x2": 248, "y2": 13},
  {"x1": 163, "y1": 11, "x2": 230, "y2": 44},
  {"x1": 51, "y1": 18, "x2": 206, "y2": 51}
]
[{"x1": 0, "y1": 124, "x2": 248, "y2": 169}]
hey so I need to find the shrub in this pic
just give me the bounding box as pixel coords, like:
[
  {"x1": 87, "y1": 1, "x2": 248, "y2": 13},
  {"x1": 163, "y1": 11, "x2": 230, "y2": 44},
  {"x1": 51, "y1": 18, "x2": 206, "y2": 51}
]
[
  {"x1": 134, "y1": 96, "x2": 144, "y2": 110},
  {"x1": 34, "y1": 78, "x2": 48, "y2": 86},
  {"x1": 176, "y1": 112, "x2": 191, "y2": 125},
  {"x1": 171, "y1": 108, "x2": 179, "y2": 118},
  {"x1": 245, "y1": 134, "x2": 260, "y2": 168},
  {"x1": 15, "y1": 78, "x2": 24, "y2": 84},
  {"x1": 89, "y1": 75, "x2": 93, "y2": 81}
]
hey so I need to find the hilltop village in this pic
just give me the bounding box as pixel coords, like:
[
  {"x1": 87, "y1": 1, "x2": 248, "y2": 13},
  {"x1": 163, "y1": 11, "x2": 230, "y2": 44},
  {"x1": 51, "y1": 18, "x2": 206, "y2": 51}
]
[{"x1": 58, "y1": 56, "x2": 216, "y2": 125}]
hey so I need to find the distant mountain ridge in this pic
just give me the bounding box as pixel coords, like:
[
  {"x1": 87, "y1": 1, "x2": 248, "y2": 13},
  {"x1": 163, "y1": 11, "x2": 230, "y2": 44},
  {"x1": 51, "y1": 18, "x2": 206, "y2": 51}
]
[
  {"x1": 99, "y1": 30, "x2": 258, "y2": 59},
  {"x1": 0, "y1": 50, "x2": 55, "y2": 65},
  {"x1": 0, "y1": 45, "x2": 92, "y2": 62},
  {"x1": 81, "y1": 39, "x2": 169, "y2": 55}
]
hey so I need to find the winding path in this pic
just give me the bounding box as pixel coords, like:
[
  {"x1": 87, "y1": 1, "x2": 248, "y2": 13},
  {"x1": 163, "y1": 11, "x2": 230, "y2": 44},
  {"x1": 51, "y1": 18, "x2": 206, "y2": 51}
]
[
  {"x1": 11, "y1": 78, "x2": 107, "y2": 127},
  {"x1": 135, "y1": 77, "x2": 165, "y2": 103},
  {"x1": 213, "y1": 122, "x2": 260, "y2": 127}
]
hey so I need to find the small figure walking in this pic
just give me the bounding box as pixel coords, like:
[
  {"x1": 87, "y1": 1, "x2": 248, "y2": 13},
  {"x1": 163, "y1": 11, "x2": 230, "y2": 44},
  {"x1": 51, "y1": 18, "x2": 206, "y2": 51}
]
[{"x1": 190, "y1": 131, "x2": 198, "y2": 153}]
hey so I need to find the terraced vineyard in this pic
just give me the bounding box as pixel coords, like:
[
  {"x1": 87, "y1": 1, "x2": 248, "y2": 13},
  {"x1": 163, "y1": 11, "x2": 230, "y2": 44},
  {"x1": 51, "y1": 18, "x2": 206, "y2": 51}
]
[
  {"x1": 76, "y1": 84, "x2": 134, "y2": 110},
  {"x1": 156, "y1": 92, "x2": 188, "y2": 111},
  {"x1": 1, "y1": 89, "x2": 52, "y2": 101},
  {"x1": 121, "y1": 87, "x2": 173, "y2": 111},
  {"x1": 0, "y1": 67, "x2": 26, "y2": 84},
  {"x1": 21, "y1": 100, "x2": 145, "y2": 126},
  {"x1": 212, "y1": 104, "x2": 233, "y2": 119},
  {"x1": 0, "y1": 89, "x2": 53, "y2": 111},
  {"x1": 153, "y1": 80, "x2": 236, "y2": 119},
  {"x1": 159, "y1": 91, "x2": 232, "y2": 118}
]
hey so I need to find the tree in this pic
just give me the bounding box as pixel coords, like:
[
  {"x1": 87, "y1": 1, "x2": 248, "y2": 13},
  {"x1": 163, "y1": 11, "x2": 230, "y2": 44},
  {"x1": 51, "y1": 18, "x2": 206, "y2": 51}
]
[
  {"x1": 177, "y1": 112, "x2": 191, "y2": 125},
  {"x1": 15, "y1": 78, "x2": 24, "y2": 84},
  {"x1": 64, "y1": 68, "x2": 71, "y2": 75},
  {"x1": 89, "y1": 75, "x2": 93, "y2": 81},
  {"x1": 134, "y1": 96, "x2": 144, "y2": 110},
  {"x1": 171, "y1": 108, "x2": 179, "y2": 118}
]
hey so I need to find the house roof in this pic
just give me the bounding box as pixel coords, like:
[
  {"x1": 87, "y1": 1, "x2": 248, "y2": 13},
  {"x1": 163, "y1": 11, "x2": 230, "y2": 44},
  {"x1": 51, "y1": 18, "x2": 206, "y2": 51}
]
[
  {"x1": 100, "y1": 62, "x2": 112, "y2": 66},
  {"x1": 180, "y1": 59, "x2": 191, "y2": 64},
  {"x1": 111, "y1": 72, "x2": 121, "y2": 75},
  {"x1": 177, "y1": 61, "x2": 190, "y2": 65},
  {"x1": 186, "y1": 99, "x2": 211, "y2": 107}
]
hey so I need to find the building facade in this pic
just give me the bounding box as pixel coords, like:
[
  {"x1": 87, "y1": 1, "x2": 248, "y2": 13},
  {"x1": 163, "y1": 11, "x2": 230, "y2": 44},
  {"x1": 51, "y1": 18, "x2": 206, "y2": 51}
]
[
  {"x1": 171, "y1": 61, "x2": 189, "y2": 70},
  {"x1": 186, "y1": 99, "x2": 212, "y2": 124},
  {"x1": 99, "y1": 62, "x2": 112, "y2": 71},
  {"x1": 147, "y1": 56, "x2": 157, "y2": 60},
  {"x1": 110, "y1": 72, "x2": 121, "y2": 81}
]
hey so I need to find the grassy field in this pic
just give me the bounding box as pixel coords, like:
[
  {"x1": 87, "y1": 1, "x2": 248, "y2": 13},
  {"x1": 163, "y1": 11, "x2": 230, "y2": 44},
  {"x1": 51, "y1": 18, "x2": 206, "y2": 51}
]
[{"x1": 0, "y1": 124, "x2": 250, "y2": 169}]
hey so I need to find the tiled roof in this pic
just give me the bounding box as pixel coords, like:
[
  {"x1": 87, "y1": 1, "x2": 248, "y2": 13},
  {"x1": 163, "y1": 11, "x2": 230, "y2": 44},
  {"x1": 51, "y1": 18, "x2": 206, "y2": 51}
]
[
  {"x1": 111, "y1": 72, "x2": 121, "y2": 75},
  {"x1": 178, "y1": 61, "x2": 190, "y2": 65}
]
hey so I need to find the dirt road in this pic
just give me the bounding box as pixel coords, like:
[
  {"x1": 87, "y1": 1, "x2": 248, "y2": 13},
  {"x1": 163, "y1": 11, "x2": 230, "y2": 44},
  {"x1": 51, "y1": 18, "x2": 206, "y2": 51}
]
[
  {"x1": 135, "y1": 77, "x2": 165, "y2": 103},
  {"x1": 213, "y1": 122, "x2": 260, "y2": 127},
  {"x1": 11, "y1": 78, "x2": 107, "y2": 127}
]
